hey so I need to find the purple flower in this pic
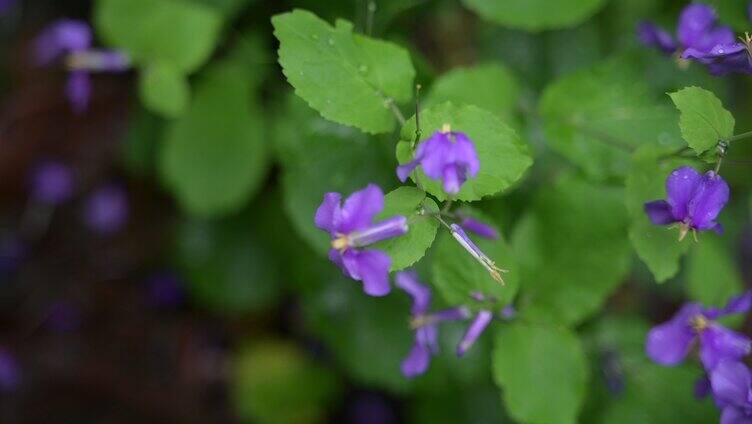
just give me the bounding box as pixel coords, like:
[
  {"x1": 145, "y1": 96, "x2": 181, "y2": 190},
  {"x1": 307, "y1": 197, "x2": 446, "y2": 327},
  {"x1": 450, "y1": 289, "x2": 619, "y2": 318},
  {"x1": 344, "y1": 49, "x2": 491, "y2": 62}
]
[
  {"x1": 645, "y1": 291, "x2": 752, "y2": 371},
  {"x1": 0, "y1": 348, "x2": 20, "y2": 392},
  {"x1": 0, "y1": 0, "x2": 16, "y2": 15},
  {"x1": 637, "y1": 22, "x2": 678, "y2": 54},
  {"x1": 315, "y1": 184, "x2": 408, "y2": 297},
  {"x1": 456, "y1": 310, "x2": 493, "y2": 357},
  {"x1": 683, "y1": 40, "x2": 752, "y2": 76},
  {"x1": 28, "y1": 160, "x2": 75, "y2": 206},
  {"x1": 145, "y1": 271, "x2": 185, "y2": 309},
  {"x1": 0, "y1": 233, "x2": 25, "y2": 279},
  {"x1": 456, "y1": 213, "x2": 499, "y2": 240},
  {"x1": 83, "y1": 184, "x2": 129, "y2": 235},
  {"x1": 396, "y1": 271, "x2": 469, "y2": 377},
  {"x1": 644, "y1": 166, "x2": 729, "y2": 241},
  {"x1": 450, "y1": 223, "x2": 507, "y2": 284},
  {"x1": 34, "y1": 19, "x2": 130, "y2": 113},
  {"x1": 709, "y1": 361, "x2": 752, "y2": 423},
  {"x1": 397, "y1": 124, "x2": 480, "y2": 195}
]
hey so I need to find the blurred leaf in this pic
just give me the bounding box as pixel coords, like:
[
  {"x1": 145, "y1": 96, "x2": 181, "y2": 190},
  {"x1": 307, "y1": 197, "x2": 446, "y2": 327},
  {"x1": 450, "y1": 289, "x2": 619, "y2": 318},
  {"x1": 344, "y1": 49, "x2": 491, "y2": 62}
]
[
  {"x1": 431, "y1": 210, "x2": 519, "y2": 310},
  {"x1": 190, "y1": 0, "x2": 253, "y2": 17},
  {"x1": 232, "y1": 340, "x2": 341, "y2": 424},
  {"x1": 121, "y1": 107, "x2": 164, "y2": 177},
  {"x1": 424, "y1": 63, "x2": 520, "y2": 122},
  {"x1": 372, "y1": 187, "x2": 439, "y2": 271},
  {"x1": 539, "y1": 58, "x2": 684, "y2": 180},
  {"x1": 707, "y1": 0, "x2": 750, "y2": 32},
  {"x1": 160, "y1": 60, "x2": 267, "y2": 217},
  {"x1": 686, "y1": 236, "x2": 743, "y2": 307},
  {"x1": 462, "y1": 0, "x2": 608, "y2": 31},
  {"x1": 95, "y1": 0, "x2": 222, "y2": 73},
  {"x1": 492, "y1": 322, "x2": 588, "y2": 424},
  {"x1": 668, "y1": 86, "x2": 734, "y2": 156},
  {"x1": 625, "y1": 151, "x2": 692, "y2": 282},
  {"x1": 138, "y1": 62, "x2": 190, "y2": 118},
  {"x1": 272, "y1": 9, "x2": 415, "y2": 134},
  {"x1": 397, "y1": 102, "x2": 532, "y2": 202},
  {"x1": 512, "y1": 175, "x2": 631, "y2": 326}
]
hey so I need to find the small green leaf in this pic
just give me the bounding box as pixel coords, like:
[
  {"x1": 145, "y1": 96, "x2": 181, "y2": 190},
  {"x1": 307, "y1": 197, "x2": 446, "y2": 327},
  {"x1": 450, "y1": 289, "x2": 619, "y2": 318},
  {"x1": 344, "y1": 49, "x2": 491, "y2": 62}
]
[
  {"x1": 397, "y1": 102, "x2": 532, "y2": 201},
  {"x1": 424, "y1": 63, "x2": 520, "y2": 121},
  {"x1": 95, "y1": 0, "x2": 222, "y2": 73},
  {"x1": 462, "y1": 0, "x2": 607, "y2": 31},
  {"x1": 687, "y1": 237, "x2": 743, "y2": 307},
  {"x1": 160, "y1": 61, "x2": 267, "y2": 217},
  {"x1": 138, "y1": 63, "x2": 190, "y2": 118},
  {"x1": 371, "y1": 187, "x2": 438, "y2": 271},
  {"x1": 492, "y1": 323, "x2": 587, "y2": 424},
  {"x1": 669, "y1": 86, "x2": 734, "y2": 155},
  {"x1": 272, "y1": 9, "x2": 415, "y2": 134}
]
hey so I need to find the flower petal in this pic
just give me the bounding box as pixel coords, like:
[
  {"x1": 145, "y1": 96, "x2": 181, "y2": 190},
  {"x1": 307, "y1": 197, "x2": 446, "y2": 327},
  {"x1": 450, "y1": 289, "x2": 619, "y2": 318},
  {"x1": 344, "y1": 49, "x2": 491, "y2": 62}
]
[
  {"x1": 417, "y1": 324, "x2": 439, "y2": 354},
  {"x1": 314, "y1": 192, "x2": 342, "y2": 233},
  {"x1": 720, "y1": 407, "x2": 751, "y2": 424},
  {"x1": 644, "y1": 200, "x2": 677, "y2": 225},
  {"x1": 699, "y1": 325, "x2": 752, "y2": 370},
  {"x1": 457, "y1": 310, "x2": 493, "y2": 357},
  {"x1": 342, "y1": 249, "x2": 391, "y2": 297},
  {"x1": 459, "y1": 217, "x2": 499, "y2": 240},
  {"x1": 677, "y1": 3, "x2": 717, "y2": 49},
  {"x1": 338, "y1": 184, "x2": 384, "y2": 233},
  {"x1": 395, "y1": 271, "x2": 432, "y2": 315},
  {"x1": 666, "y1": 166, "x2": 703, "y2": 221},
  {"x1": 695, "y1": 375, "x2": 712, "y2": 399},
  {"x1": 710, "y1": 360, "x2": 752, "y2": 408},
  {"x1": 401, "y1": 343, "x2": 431, "y2": 378},
  {"x1": 442, "y1": 164, "x2": 462, "y2": 195},
  {"x1": 419, "y1": 132, "x2": 452, "y2": 179},
  {"x1": 636, "y1": 21, "x2": 677, "y2": 54},
  {"x1": 706, "y1": 291, "x2": 752, "y2": 319},
  {"x1": 453, "y1": 132, "x2": 480, "y2": 178},
  {"x1": 34, "y1": 19, "x2": 92, "y2": 65},
  {"x1": 66, "y1": 71, "x2": 91, "y2": 114},
  {"x1": 349, "y1": 216, "x2": 408, "y2": 247},
  {"x1": 645, "y1": 303, "x2": 701, "y2": 365},
  {"x1": 688, "y1": 171, "x2": 729, "y2": 231}
]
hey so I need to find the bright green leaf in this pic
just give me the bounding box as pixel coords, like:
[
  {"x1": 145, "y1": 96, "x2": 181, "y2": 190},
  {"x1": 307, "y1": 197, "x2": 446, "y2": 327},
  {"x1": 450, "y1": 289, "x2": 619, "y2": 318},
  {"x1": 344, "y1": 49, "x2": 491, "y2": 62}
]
[
  {"x1": 272, "y1": 9, "x2": 415, "y2": 134},
  {"x1": 687, "y1": 236, "x2": 743, "y2": 307},
  {"x1": 492, "y1": 323, "x2": 587, "y2": 424},
  {"x1": 160, "y1": 61, "x2": 267, "y2": 217},
  {"x1": 397, "y1": 102, "x2": 532, "y2": 201},
  {"x1": 95, "y1": 0, "x2": 222, "y2": 73},
  {"x1": 138, "y1": 62, "x2": 190, "y2": 118},
  {"x1": 668, "y1": 86, "x2": 734, "y2": 155},
  {"x1": 462, "y1": 0, "x2": 608, "y2": 31},
  {"x1": 372, "y1": 187, "x2": 439, "y2": 271}
]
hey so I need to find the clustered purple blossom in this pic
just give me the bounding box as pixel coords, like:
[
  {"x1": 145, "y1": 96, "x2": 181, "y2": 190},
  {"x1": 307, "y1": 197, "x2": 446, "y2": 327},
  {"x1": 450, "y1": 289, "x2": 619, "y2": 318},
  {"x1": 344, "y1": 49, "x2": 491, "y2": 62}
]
[
  {"x1": 34, "y1": 19, "x2": 130, "y2": 112},
  {"x1": 637, "y1": 3, "x2": 752, "y2": 75},
  {"x1": 646, "y1": 291, "x2": 752, "y2": 422}
]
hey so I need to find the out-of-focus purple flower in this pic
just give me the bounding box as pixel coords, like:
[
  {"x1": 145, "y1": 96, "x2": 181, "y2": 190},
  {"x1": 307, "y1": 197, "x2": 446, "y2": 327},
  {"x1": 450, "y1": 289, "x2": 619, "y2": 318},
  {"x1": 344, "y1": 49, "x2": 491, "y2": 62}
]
[
  {"x1": 0, "y1": 348, "x2": 20, "y2": 392},
  {"x1": 397, "y1": 124, "x2": 480, "y2": 195},
  {"x1": 644, "y1": 166, "x2": 729, "y2": 241},
  {"x1": 450, "y1": 223, "x2": 507, "y2": 284},
  {"x1": 695, "y1": 375, "x2": 712, "y2": 399},
  {"x1": 600, "y1": 349, "x2": 626, "y2": 395},
  {"x1": 346, "y1": 393, "x2": 397, "y2": 424},
  {"x1": 456, "y1": 213, "x2": 499, "y2": 240},
  {"x1": 0, "y1": 234, "x2": 25, "y2": 279},
  {"x1": 45, "y1": 300, "x2": 82, "y2": 332},
  {"x1": 500, "y1": 305, "x2": 516, "y2": 320},
  {"x1": 315, "y1": 184, "x2": 408, "y2": 297},
  {"x1": 396, "y1": 271, "x2": 468, "y2": 377},
  {"x1": 28, "y1": 160, "x2": 75, "y2": 206},
  {"x1": 709, "y1": 360, "x2": 752, "y2": 423},
  {"x1": 145, "y1": 271, "x2": 185, "y2": 309},
  {"x1": 456, "y1": 310, "x2": 492, "y2": 357},
  {"x1": 683, "y1": 41, "x2": 752, "y2": 76},
  {"x1": 637, "y1": 22, "x2": 678, "y2": 54},
  {"x1": 83, "y1": 184, "x2": 129, "y2": 235},
  {"x1": 33, "y1": 19, "x2": 130, "y2": 113},
  {"x1": 0, "y1": 0, "x2": 16, "y2": 15},
  {"x1": 645, "y1": 291, "x2": 752, "y2": 371}
]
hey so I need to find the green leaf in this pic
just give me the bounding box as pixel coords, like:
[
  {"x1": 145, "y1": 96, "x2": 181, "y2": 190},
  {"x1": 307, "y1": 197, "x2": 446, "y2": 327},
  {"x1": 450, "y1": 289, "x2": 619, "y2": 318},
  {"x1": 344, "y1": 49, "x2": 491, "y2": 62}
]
[
  {"x1": 668, "y1": 86, "x2": 734, "y2": 155},
  {"x1": 431, "y1": 211, "x2": 519, "y2": 310},
  {"x1": 95, "y1": 0, "x2": 222, "y2": 73},
  {"x1": 138, "y1": 62, "x2": 190, "y2": 118},
  {"x1": 539, "y1": 58, "x2": 684, "y2": 180},
  {"x1": 371, "y1": 187, "x2": 438, "y2": 271},
  {"x1": 160, "y1": 61, "x2": 267, "y2": 217},
  {"x1": 232, "y1": 340, "x2": 341, "y2": 424},
  {"x1": 462, "y1": 0, "x2": 607, "y2": 31},
  {"x1": 275, "y1": 95, "x2": 394, "y2": 255},
  {"x1": 272, "y1": 9, "x2": 415, "y2": 134},
  {"x1": 397, "y1": 102, "x2": 532, "y2": 201},
  {"x1": 424, "y1": 63, "x2": 520, "y2": 121},
  {"x1": 512, "y1": 175, "x2": 631, "y2": 326},
  {"x1": 625, "y1": 151, "x2": 692, "y2": 282},
  {"x1": 687, "y1": 237, "x2": 743, "y2": 307},
  {"x1": 492, "y1": 323, "x2": 587, "y2": 424},
  {"x1": 120, "y1": 107, "x2": 163, "y2": 178}
]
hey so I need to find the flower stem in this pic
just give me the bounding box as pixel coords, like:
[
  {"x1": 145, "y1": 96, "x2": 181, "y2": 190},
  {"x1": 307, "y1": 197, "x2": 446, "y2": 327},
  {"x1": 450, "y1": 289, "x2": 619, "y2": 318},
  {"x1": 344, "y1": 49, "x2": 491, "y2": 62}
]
[
  {"x1": 386, "y1": 98, "x2": 406, "y2": 126},
  {"x1": 414, "y1": 84, "x2": 422, "y2": 145},
  {"x1": 365, "y1": 1, "x2": 376, "y2": 36},
  {"x1": 724, "y1": 130, "x2": 752, "y2": 143}
]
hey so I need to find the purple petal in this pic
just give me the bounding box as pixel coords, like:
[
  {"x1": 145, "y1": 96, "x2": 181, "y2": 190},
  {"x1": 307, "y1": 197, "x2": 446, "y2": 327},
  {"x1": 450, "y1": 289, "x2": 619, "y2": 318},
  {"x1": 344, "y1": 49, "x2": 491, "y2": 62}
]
[
  {"x1": 636, "y1": 21, "x2": 677, "y2": 54},
  {"x1": 699, "y1": 325, "x2": 752, "y2": 370},
  {"x1": 645, "y1": 303, "x2": 702, "y2": 365},
  {"x1": 500, "y1": 305, "x2": 516, "y2": 320},
  {"x1": 28, "y1": 160, "x2": 75, "y2": 205},
  {"x1": 338, "y1": 184, "x2": 384, "y2": 233},
  {"x1": 722, "y1": 291, "x2": 752, "y2": 316},
  {"x1": 419, "y1": 132, "x2": 453, "y2": 180},
  {"x1": 0, "y1": 348, "x2": 20, "y2": 392},
  {"x1": 666, "y1": 166, "x2": 703, "y2": 221},
  {"x1": 442, "y1": 164, "x2": 462, "y2": 195},
  {"x1": 677, "y1": 3, "x2": 718, "y2": 49},
  {"x1": 396, "y1": 160, "x2": 420, "y2": 183},
  {"x1": 328, "y1": 249, "x2": 351, "y2": 278},
  {"x1": 349, "y1": 216, "x2": 408, "y2": 247},
  {"x1": 82, "y1": 184, "x2": 129, "y2": 235},
  {"x1": 695, "y1": 375, "x2": 712, "y2": 399},
  {"x1": 710, "y1": 360, "x2": 751, "y2": 407},
  {"x1": 688, "y1": 171, "x2": 729, "y2": 231},
  {"x1": 460, "y1": 217, "x2": 499, "y2": 240},
  {"x1": 720, "y1": 407, "x2": 752, "y2": 424},
  {"x1": 315, "y1": 192, "x2": 342, "y2": 234},
  {"x1": 453, "y1": 132, "x2": 480, "y2": 178},
  {"x1": 401, "y1": 342, "x2": 431, "y2": 378},
  {"x1": 644, "y1": 200, "x2": 677, "y2": 225},
  {"x1": 342, "y1": 249, "x2": 391, "y2": 297},
  {"x1": 395, "y1": 271, "x2": 431, "y2": 315},
  {"x1": 457, "y1": 310, "x2": 493, "y2": 357},
  {"x1": 432, "y1": 307, "x2": 471, "y2": 322},
  {"x1": 416, "y1": 324, "x2": 439, "y2": 354},
  {"x1": 34, "y1": 19, "x2": 91, "y2": 65},
  {"x1": 66, "y1": 71, "x2": 91, "y2": 114}
]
